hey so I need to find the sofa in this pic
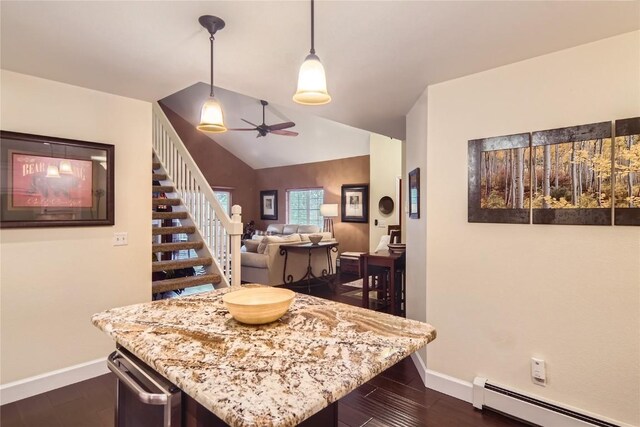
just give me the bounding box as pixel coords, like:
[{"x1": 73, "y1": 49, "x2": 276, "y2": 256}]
[
  {"x1": 264, "y1": 223, "x2": 320, "y2": 235},
  {"x1": 241, "y1": 229, "x2": 337, "y2": 286}
]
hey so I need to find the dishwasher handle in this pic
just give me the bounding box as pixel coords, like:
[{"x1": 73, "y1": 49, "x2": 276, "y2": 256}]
[{"x1": 108, "y1": 352, "x2": 168, "y2": 405}]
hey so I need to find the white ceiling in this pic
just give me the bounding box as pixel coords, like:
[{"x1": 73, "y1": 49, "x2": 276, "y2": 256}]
[
  {"x1": 1, "y1": 1, "x2": 639, "y2": 140},
  {"x1": 160, "y1": 82, "x2": 371, "y2": 169}
]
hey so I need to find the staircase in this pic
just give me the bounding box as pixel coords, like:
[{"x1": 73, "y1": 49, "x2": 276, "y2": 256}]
[
  {"x1": 152, "y1": 102, "x2": 243, "y2": 294},
  {"x1": 152, "y1": 162, "x2": 221, "y2": 295}
]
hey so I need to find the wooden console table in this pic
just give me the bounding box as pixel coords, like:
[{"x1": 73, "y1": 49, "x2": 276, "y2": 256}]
[{"x1": 280, "y1": 242, "x2": 339, "y2": 291}]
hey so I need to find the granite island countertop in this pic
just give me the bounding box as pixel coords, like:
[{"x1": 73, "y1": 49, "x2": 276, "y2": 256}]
[{"x1": 92, "y1": 286, "x2": 436, "y2": 427}]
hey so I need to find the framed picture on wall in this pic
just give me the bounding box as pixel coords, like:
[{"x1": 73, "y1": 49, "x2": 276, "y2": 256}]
[
  {"x1": 341, "y1": 184, "x2": 368, "y2": 223},
  {"x1": 468, "y1": 133, "x2": 531, "y2": 224},
  {"x1": 260, "y1": 190, "x2": 278, "y2": 220},
  {"x1": 0, "y1": 130, "x2": 115, "y2": 228},
  {"x1": 408, "y1": 168, "x2": 420, "y2": 219}
]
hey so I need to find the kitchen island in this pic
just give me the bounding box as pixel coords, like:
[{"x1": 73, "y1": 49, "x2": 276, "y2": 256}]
[{"x1": 92, "y1": 286, "x2": 436, "y2": 427}]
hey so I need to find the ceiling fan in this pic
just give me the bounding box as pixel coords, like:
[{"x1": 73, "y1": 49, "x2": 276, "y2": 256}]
[{"x1": 229, "y1": 100, "x2": 298, "y2": 138}]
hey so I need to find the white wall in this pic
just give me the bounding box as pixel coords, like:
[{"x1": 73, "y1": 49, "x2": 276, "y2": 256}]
[
  {"x1": 369, "y1": 133, "x2": 402, "y2": 252},
  {"x1": 406, "y1": 31, "x2": 640, "y2": 425},
  {"x1": 0, "y1": 71, "x2": 151, "y2": 385},
  {"x1": 405, "y1": 92, "x2": 429, "y2": 365}
]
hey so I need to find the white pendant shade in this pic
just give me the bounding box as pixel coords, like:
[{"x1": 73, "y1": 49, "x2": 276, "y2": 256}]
[
  {"x1": 46, "y1": 164, "x2": 61, "y2": 178},
  {"x1": 59, "y1": 160, "x2": 73, "y2": 174},
  {"x1": 293, "y1": 54, "x2": 331, "y2": 105},
  {"x1": 197, "y1": 97, "x2": 227, "y2": 133}
]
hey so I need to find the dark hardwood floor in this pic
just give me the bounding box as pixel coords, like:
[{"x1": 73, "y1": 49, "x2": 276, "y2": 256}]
[{"x1": 1, "y1": 272, "x2": 529, "y2": 427}]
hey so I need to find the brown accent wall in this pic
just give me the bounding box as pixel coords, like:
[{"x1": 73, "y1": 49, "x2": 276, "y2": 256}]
[
  {"x1": 159, "y1": 103, "x2": 258, "y2": 221},
  {"x1": 255, "y1": 156, "x2": 370, "y2": 253}
]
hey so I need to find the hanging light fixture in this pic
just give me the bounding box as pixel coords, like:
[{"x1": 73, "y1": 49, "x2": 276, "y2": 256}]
[
  {"x1": 46, "y1": 164, "x2": 61, "y2": 178},
  {"x1": 59, "y1": 146, "x2": 73, "y2": 174},
  {"x1": 59, "y1": 160, "x2": 73, "y2": 174},
  {"x1": 293, "y1": 0, "x2": 331, "y2": 105},
  {"x1": 197, "y1": 15, "x2": 227, "y2": 133},
  {"x1": 44, "y1": 143, "x2": 60, "y2": 178}
]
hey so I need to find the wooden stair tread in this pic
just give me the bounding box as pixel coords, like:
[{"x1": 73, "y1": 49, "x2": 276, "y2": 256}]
[
  {"x1": 152, "y1": 198, "x2": 181, "y2": 206},
  {"x1": 153, "y1": 173, "x2": 167, "y2": 181},
  {"x1": 153, "y1": 241, "x2": 204, "y2": 252},
  {"x1": 152, "y1": 225, "x2": 196, "y2": 235},
  {"x1": 152, "y1": 257, "x2": 212, "y2": 272},
  {"x1": 153, "y1": 185, "x2": 175, "y2": 193},
  {"x1": 152, "y1": 274, "x2": 221, "y2": 294},
  {"x1": 152, "y1": 211, "x2": 188, "y2": 220},
  {"x1": 152, "y1": 162, "x2": 161, "y2": 170}
]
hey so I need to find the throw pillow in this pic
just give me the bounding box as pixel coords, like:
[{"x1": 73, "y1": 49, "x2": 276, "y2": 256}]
[
  {"x1": 257, "y1": 236, "x2": 271, "y2": 254},
  {"x1": 374, "y1": 235, "x2": 391, "y2": 252},
  {"x1": 244, "y1": 240, "x2": 260, "y2": 253}
]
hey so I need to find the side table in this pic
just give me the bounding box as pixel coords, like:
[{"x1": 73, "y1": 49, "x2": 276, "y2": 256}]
[
  {"x1": 279, "y1": 242, "x2": 339, "y2": 292},
  {"x1": 361, "y1": 250, "x2": 405, "y2": 315}
]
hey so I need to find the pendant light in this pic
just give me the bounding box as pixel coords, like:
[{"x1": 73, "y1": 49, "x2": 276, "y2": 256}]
[
  {"x1": 293, "y1": 0, "x2": 331, "y2": 105},
  {"x1": 46, "y1": 164, "x2": 61, "y2": 178},
  {"x1": 45, "y1": 143, "x2": 60, "y2": 178},
  {"x1": 197, "y1": 15, "x2": 227, "y2": 133},
  {"x1": 59, "y1": 146, "x2": 73, "y2": 174},
  {"x1": 59, "y1": 160, "x2": 73, "y2": 174}
]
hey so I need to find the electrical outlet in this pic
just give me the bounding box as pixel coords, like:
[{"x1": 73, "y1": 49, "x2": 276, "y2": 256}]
[
  {"x1": 531, "y1": 357, "x2": 546, "y2": 386},
  {"x1": 113, "y1": 232, "x2": 128, "y2": 246}
]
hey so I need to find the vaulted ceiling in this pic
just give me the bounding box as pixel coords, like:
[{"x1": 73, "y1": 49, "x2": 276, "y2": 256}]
[{"x1": 2, "y1": 1, "x2": 638, "y2": 140}]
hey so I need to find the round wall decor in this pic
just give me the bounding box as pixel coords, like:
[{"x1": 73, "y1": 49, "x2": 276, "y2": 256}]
[{"x1": 378, "y1": 196, "x2": 394, "y2": 215}]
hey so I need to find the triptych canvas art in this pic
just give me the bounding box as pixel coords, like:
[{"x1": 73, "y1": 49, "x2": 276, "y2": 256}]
[{"x1": 468, "y1": 117, "x2": 639, "y2": 226}]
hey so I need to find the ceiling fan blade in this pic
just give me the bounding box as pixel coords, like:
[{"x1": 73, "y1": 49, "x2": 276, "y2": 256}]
[
  {"x1": 267, "y1": 122, "x2": 295, "y2": 131},
  {"x1": 228, "y1": 128, "x2": 257, "y2": 131},
  {"x1": 271, "y1": 130, "x2": 299, "y2": 137},
  {"x1": 241, "y1": 118, "x2": 259, "y2": 127}
]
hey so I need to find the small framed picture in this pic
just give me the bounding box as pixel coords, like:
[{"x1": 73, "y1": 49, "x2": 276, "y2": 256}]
[
  {"x1": 1, "y1": 130, "x2": 115, "y2": 228},
  {"x1": 408, "y1": 168, "x2": 420, "y2": 219},
  {"x1": 260, "y1": 190, "x2": 278, "y2": 220},
  {"x1": 341, "y1": 184, "x2": 368, "y2": 223}
]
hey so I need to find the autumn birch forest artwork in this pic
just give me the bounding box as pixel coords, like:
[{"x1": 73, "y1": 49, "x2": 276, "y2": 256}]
[
  {"x1": 532, "y1": 139, "x2": 611, "y2": 209},
  {"x1": 614, "y1": 134, "x2": 640, "y2": 208},
  {"x1": 479, "y1": 136, "x2": 639, "y2": 210},
  {"x1": 480, "y1": 148, "x2": 531, "y2": 209}
]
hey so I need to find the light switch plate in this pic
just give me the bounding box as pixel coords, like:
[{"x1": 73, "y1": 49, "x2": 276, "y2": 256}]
[{"x1": 113, "y1": 232, "x2": 128, "y2": 246}]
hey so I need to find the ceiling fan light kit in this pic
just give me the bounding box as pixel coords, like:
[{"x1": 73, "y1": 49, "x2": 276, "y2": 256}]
[
  {"x1": 197, "y1": 15, "x2": 228, "y2": 133},
  {"x1": 293, "y1": 0, "x2": 331, "y2": 106}
]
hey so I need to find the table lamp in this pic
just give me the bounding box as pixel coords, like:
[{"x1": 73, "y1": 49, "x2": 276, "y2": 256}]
[{"x1": 320, "y1": 203, "x2": 338, "y2": 237}]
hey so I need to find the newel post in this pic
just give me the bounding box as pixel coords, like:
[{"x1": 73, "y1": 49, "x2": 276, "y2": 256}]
[{"x1": 230, "y1": 205, "x2": 243, "y2": 287}]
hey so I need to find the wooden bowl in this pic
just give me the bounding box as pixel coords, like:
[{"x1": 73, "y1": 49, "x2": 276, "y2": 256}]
[
  {"x1": 222, "y1": 287, "x2": 295, "y2": 325},
  {"x1": 308, "y1": 234, "x2": 323, "y2": 245}
]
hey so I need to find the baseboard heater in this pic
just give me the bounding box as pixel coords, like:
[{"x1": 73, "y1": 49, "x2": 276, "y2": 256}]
[{"x1": 473, "y1": 377, "x2": 621, "y2": 427}]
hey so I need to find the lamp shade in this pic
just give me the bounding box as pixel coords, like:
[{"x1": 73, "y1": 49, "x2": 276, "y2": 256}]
[
  {"x1": 59, "y1": 160, "x2": 73, "y2": 175},
  {"x1": 293, "y1": 54, "x2": 331, "y2": 105},
  {"x1": 46, "y1": 164, "x2": 60, "y2": 178},
  {"x1": 197, "y1": 97, "x2": 227, "y2": 133},
  {"x1": 320, "y1": 203, "x2": 338, "y2": 217}
]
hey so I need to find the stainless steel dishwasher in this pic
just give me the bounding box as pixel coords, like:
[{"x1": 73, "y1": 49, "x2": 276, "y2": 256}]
[{"x1": 107, "y1": 347, "x2": 182, "y2": 427}]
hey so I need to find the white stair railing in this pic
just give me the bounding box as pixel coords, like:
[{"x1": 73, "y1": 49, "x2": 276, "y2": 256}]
[{"x1": 152, "y1": 102, "x2": 243, "y2": 287}]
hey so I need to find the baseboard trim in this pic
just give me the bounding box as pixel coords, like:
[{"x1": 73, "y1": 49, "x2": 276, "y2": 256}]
[
  {"x1": 410, "y1": 352, "x2": 474, "y2": 404},
  {"x1": 425, "y1": 369, "x2": 474, "y2": 403},
  {"x1": 408, "y1": 355, "x2": 628, "y2": 427},
  {"x1": 0, "y1": 357, "x2": 108, "y2": 405},
  {"x1": 410, "y1": 352, "x2": 427, "y2": 384}
]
